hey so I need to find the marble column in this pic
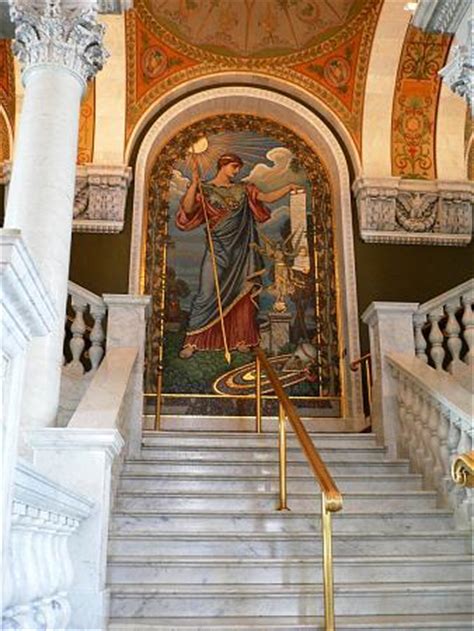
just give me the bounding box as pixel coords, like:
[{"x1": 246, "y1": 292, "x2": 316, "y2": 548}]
[
  {"x1": 4, "y1": 1, "x2": 108, "y2": 451},
  {"x1": 362, "y1": 302, "x2": 419, "y2": 458}
]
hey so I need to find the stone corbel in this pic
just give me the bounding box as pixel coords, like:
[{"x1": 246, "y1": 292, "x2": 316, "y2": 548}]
[
  {"x1": 1, "y1": 162, "x2": 132, "y2": 233},
  {"x1": 74, "y1": 164, "x2": 133, "y2": 234},
  {"x1": 353, "y1": 177, "x2": 473, "y2": 246}
]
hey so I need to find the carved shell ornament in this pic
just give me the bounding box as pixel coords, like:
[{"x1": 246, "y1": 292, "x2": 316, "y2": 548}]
[{"x1": 395, "y1": 192, "x2": 439, "y2": 233}]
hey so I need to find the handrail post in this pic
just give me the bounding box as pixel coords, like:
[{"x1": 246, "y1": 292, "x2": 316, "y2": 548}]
[
  {"x1": 255, "y1": 354, "x2": 262, "y2": 433},
  {"x1": 277, "y1": 403, "x2": 289, "y2": 511},
  {"x1": 154, "y1": 369, "x2": 162, "y2": 431},
  {"x1": 322, "y1": 493, "x2": 335, "y2": 631},
  {"x1": 364, "y1": 358, "x2": 372, "y2": 414}
]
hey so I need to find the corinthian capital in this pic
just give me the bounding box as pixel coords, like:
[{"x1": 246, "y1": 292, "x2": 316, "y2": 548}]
[{"x1": 9, "y1": 1, "x2": 109, "y2": 88}]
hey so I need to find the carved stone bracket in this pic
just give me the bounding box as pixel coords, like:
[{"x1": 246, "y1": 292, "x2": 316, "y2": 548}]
[
  {"x1": 353, "y1": 177, "x2": 473, "y2": 246},
  {"x1": 0, "y1": 161, "x2": 131, "y2": 233},
  {"x1": 74, "y1": 164, "x2": 132, "y2": 233}
]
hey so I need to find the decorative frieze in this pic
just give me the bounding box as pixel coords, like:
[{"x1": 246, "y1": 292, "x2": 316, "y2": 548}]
[
  {"x1": 74, "y1": 164, "x2": 132, "y2": 233},
  {"x1": 9, "y1": 0, "x2": 109, "y2": 88},
  {"x1": 353, "y1": 177, "x2": 473, "y2": 246}
]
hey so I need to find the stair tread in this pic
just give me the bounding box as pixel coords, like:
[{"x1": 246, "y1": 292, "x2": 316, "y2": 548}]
[
  {"x1": 120, "y1": 472, "x2": 420, "y2": 479},
  {"x1": 109, "y1": 581, "x2": 472, "y2": 594},
  {"x1": 109, "y1": 529, "x2": 466, "y2": 539},
  {"x1": 116, "y1": 490, "x2": 436, "y2": 498},
  {"x1": 112, "y1": 508, "x2": 452, "y2": 516},
  {"x1": 107, "y1": 554, "x2": 472, "y2": 564},
  {"x1": 107, "y1": 613, "x2": 474, "y2": 630}
]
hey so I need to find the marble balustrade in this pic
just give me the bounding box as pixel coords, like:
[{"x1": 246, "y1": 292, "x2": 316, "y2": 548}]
[
  {"x1": 414, "y1": 279, "x2": 474, "y2": 391},
  {"x1": 388, "y1": 353, "x2": 472, "y2": 528},
  {"x1": 2, "y1": 460, "x2": 93, "y2": 631},
  {"x1": 64, "y1": 281, "x2": 108, "y2": 376}
]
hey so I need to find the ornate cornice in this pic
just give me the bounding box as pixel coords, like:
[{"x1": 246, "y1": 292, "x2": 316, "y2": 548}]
[
  {"x1": 353, "y1": 177, "x2": 473, "y2": 246},
  {"x1": 9, "y1": 0, "x2": 109, "y2": 88}
]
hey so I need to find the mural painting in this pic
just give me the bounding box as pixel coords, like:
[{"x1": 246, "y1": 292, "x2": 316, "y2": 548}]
[{"x1": 144, "y1": 115, "x2": 340, "y2": 417}]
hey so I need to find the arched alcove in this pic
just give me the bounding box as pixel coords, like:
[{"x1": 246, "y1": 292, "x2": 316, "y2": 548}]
[{"x1": 129, "y1": 86, "x2": 363, "y2": 419}]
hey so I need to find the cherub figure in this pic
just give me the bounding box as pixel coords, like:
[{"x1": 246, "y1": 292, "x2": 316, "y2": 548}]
[{"x1": 252, "y1": 230, "x2": 306, "y2": 312}]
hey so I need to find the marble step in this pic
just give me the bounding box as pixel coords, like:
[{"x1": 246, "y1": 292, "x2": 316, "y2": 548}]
[
  {"x1": 138, "y1": 445, "x2": 389, "y2": 462},
  {"x1": 108, "y1": 530, "x2": 471, "y2": 557},
  {"x1": 121, "y1": 459, "x2": 411, "y2": 476},
  {"x1": 107, "y1": 554, "x2": 473, "y2": 585},
  {"x1": 142, "y1": 432, "x2": 378, "y2": 449},
  {"x1": 107, "y1": 612, "x2": 474, "y2": 630},
  {"x1": 114, "y1": 490, "x2": 438, "y2": 512},
  {"x1": 110, "y1": 509, "x2": 454, "y2": 534},
  {"x1": 119, "y1": 473, "x2": 423, "y2": 493},
  {"x1": 108, "y1": 582, "x2": 472, "y2": 617}
]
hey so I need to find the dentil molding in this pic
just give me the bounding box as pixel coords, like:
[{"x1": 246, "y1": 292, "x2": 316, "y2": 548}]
[
  {"x1": 9, "y1": 0, "x2": 109, "y2": 88},
  {"x1": 353, "y1": 177, "x2": 473, "y2": 246}
]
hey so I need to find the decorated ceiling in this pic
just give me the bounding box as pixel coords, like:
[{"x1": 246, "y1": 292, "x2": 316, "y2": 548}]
[
  {"x1": 142, "y1": 0, "x2": 364, "y2": 58},
  {"x1": 126, "y1": 0, "x2": 383, "y2": 150}
]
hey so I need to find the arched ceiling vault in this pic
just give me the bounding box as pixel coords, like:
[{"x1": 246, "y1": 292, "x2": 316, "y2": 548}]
[{"x1": 0, "y1": 1, "x2": 470, "y2": 182}]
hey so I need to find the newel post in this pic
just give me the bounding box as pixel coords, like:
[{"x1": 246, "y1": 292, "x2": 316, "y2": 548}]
[
  {"x1": 102, "y1": 294, "x2": 151, "y2": 458},
  {"x1": 362, "y1": 302, "x2": 419, "y2": 458}
]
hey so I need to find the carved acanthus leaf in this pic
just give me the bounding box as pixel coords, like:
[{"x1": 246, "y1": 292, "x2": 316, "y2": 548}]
[{"x1": 9, "y1": 0, "x2": 109, "y2": 86}]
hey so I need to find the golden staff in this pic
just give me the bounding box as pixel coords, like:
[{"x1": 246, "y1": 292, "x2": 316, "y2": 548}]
[{"x1": 190, "y1": 152, "x2": 232, "y2": 364}]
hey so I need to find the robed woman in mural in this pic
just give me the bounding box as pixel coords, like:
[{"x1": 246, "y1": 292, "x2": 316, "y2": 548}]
[{"x1": 176, "y1": 153, "x2": 297, "y2": 358}]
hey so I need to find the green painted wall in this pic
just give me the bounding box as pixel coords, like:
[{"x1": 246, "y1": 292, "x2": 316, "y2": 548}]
[{"x1": 67, "y1": 188, "x2": 473, "y2": 356}]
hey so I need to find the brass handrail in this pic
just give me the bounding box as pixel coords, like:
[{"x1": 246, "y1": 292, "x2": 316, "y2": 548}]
[
  {"x1": 452, "y1": 450, "x2": 474, "y2": 488},
  {"x1": 254, "y1": 346, "x2": 342, "y2": 630},
  {"x1": 350, "y1": 353, "x2": 372, "y2": 417}
]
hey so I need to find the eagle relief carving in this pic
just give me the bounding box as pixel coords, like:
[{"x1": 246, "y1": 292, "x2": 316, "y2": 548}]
[{"x1": 395, "y1": 192, "x2": 439, "y2": 233}]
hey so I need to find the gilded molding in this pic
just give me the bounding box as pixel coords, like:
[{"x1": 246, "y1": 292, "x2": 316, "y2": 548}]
[{"x1": 353, "y1": 177, "x2": 473, "y2": 246}]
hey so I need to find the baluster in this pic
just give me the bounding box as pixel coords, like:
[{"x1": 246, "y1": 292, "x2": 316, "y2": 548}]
[
  {"x1": 411, "y1": 388, "x2": 424, "y2": 474},
  {"x1": 427, "y1": 402, "x2": 443, "y2": 495},
  {"x1": 419, "y1": 393, "x2": 434, "y2": 487},
  {"x1": 461, "y1": 292, "x2": 474, "y2": 365},
  {"x1": 455, "y1": 426, "x2": 472, "y2": 527},
  {"x1": 404, "y1": 384, "x2": 417, "y2": 467},
  {"x1": 89, "y1": 304, "x2": 106, "y2": 372},
  {"x1": 396, "y1": 376, "x2": 408, "y2": 458},
  {"x1": 446, "y1": 420, "x2": 464, "y2": 510},
  {"x1": 67, "y1": 298, "x2": 87, "y2": 374},
  {"x1": 437, "y1": 408, "x2": 451, "y2": 504},
  {"x1": 413, "y1": 313, "x2": 428, "y2": 363},
  {"x1": 445, "y1": 300, "x2": 462, "y2": 369},
  {"x1": 428, "y1": 309, "x2": 445, "y2": 370}
]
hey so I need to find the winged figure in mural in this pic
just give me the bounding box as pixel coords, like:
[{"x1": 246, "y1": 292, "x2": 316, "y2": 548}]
[
  {"x1": 175, "y1": 143, "x2": 298, "y2": 360},
  {"x1": 251, "y1": 230, "x2": 307, "y2": 313}
]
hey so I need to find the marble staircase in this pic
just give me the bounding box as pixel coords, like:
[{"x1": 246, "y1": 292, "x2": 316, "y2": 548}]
[{"x1": 107, "y1": 431, "x2": 473, "y2": 630}]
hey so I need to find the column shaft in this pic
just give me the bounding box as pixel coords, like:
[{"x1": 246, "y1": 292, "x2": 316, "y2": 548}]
[{"x1": 4, "y1": 69, "x2": 83, "y2": 442}]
